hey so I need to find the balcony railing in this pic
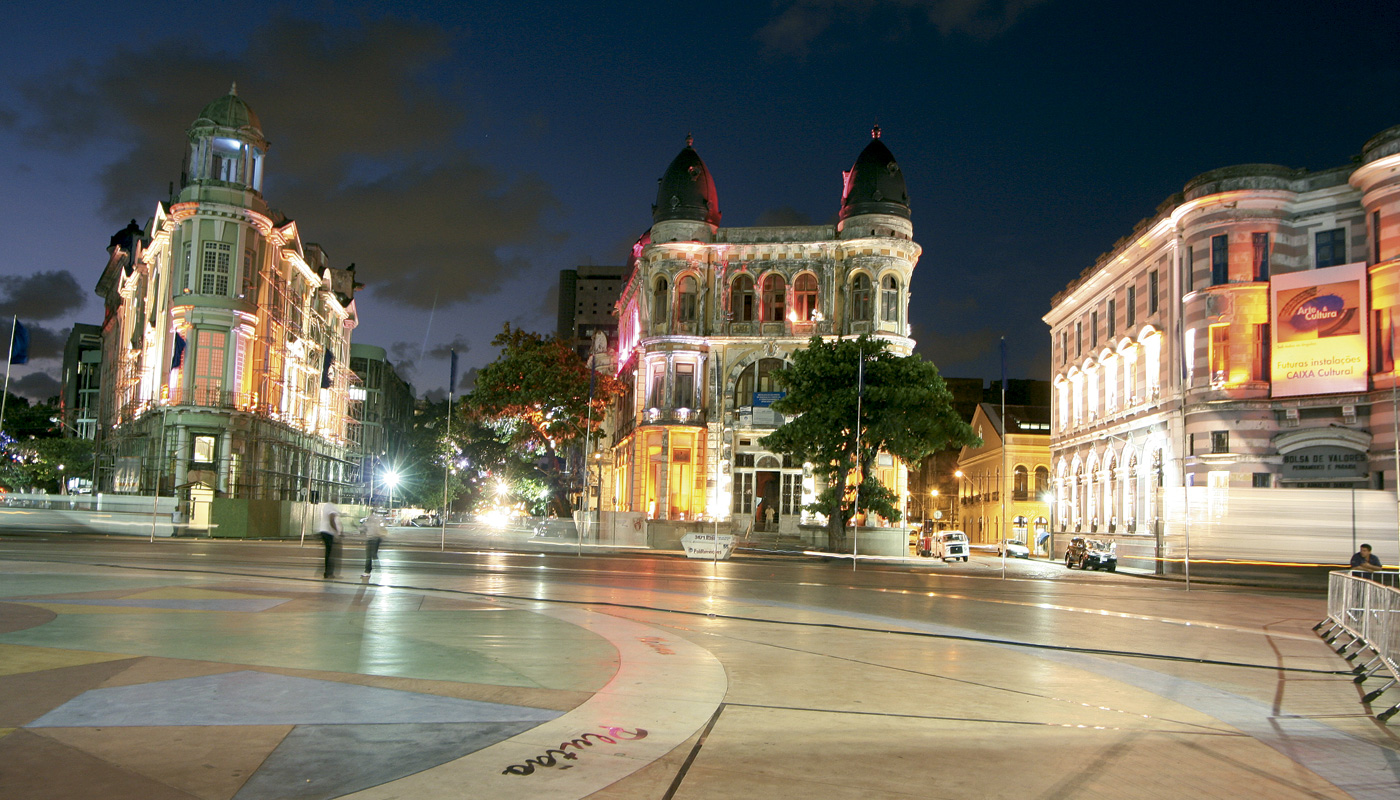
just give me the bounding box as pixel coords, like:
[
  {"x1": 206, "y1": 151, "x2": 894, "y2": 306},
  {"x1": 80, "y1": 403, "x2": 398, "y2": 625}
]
[{"x1": 640, "y1": 407, "x2": 707, "y2": 426}]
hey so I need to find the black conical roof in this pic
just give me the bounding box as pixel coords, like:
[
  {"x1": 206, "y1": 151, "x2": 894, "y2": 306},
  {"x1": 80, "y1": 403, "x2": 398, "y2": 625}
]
[
  {"x1": 840, "y1": 126, "x2": 910, "y2": 221},
  {"x1": 653, "y1": 137, "x2": 720, "y2": 226}
]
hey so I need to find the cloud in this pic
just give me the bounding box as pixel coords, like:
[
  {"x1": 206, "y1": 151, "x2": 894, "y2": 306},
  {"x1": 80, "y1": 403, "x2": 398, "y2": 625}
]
[
  {"x1": 916, "y1": 326, "x2": 1002, "y2": 370},
  {"x1": 2, "y1": 320, "x2": 66, "y2": 363},
  {"x1": 5, "y1": 15, "x2": 559, "y2": 311},
  {"x1": 12, "y1": 371, "x2": 61, "y2": 403},
  {"x1": 758, "y1": 0, "x2": 1048, "y2": 56},
  {"x1": 426, "y1": 338, "x2": 470, "y2": 361},
  {"x1": 388, "y1": 341, "x2": 420, "y2": 382},
  {"x1": 0, "y1": 272, "x2": 88, "y2": 320}
]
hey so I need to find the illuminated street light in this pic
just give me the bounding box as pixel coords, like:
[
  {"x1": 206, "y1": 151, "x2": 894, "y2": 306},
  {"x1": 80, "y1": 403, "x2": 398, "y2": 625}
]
[{"x1": 384, "y1": 470, "x2": 400, "y2": 514}]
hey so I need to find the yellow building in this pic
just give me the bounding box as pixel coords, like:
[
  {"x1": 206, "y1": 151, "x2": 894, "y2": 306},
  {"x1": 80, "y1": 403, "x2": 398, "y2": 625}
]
[
  {"x1": 605, "y1": 129, "x2": 918, "y2": 542},
  {"x1": 955, "y1": 403, "x2": 1052, "y2": 548}
]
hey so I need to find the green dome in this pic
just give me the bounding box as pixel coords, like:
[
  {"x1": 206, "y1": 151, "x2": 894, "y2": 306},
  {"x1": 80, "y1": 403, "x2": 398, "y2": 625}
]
[{"x1": 192, "y1": 83, "x2": 263, "y2": 137}]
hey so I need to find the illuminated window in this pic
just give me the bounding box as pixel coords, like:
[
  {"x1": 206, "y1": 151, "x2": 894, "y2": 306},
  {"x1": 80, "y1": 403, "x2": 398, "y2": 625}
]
[
  {"x1": 1086, "y1": 366, "x2": 1098, "y2": 419},
  {"x1": 882, "y1": 275, "x2": 900, "y2": 322},
  {"x1": 193, "y1": 435, "x2": 216, "y2": 464},
  {"x1": 1211, "y1": 235, "x2": 1228, "y2": 285},
  {"x1": 1252, "y1": 232, "x2": 1270, "y2": 281},
  {"x1": 1034, "y1": 466, "x2": 1049, "y2": 495},
  {"x1": 653, "y1": 278, "x2": 668, "y2": 324},
  {"x1": 193, "y1": 330, "x2": 225, "y2": 406},
  {"x1": 1316, "y1": 228, "x2": 1346, "y2": 269},
  {"x1": 731, "y1": 275, "x2": 755, "y2": 322},
  {"x1": 1144, "y1": 333, "x2": 1161, "y2": 395},
  {"x1": 677, "y1": 275, "x2": 698, "y2": 322},
  {"x1": 1013, "y1": 465, "x2": 1028, "y2": 500},
  {"x1": 200, "y1": 242, "x2": 231, "y2": 295},
  {"x1": 852, "y1": 274, "x2": 873, "y2": 321},
  {"x1": 762, "y1": 274, "x2": 785, "y2": 322},
  {"x1": 648, "y1": 363, "x2": 665, "y2": 407},
  {"x1": 669, "y1": 433, "x2": 695, "y2": 520},
  {"x1": 793, "y1": 273, "x2": 818, "y2": 321},
  {"x1": 1209, "y1": 325, "x2": 1229, "y2": 385},
  {"x1": 1376, "y1": 310, "x2": 1395, "y2": 373},
  {"x1": 1103, "y1": 355, "x2": 1117, "y2": 411}
]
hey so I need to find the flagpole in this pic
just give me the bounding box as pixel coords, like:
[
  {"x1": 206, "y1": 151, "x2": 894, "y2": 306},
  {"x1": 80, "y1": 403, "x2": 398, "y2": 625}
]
[
  {"x1": 442, "y1": 349, "x2": 454, "y2": 552},
  {"x1": 0, "y1": 316, "x2": 16, "y2": 438},
  {"x1": 853, "y1": 340, "x2": 863, "y2": 573},
  {"x1": 1000, "y1": 337, "x2": 1007, "y2": 581}
]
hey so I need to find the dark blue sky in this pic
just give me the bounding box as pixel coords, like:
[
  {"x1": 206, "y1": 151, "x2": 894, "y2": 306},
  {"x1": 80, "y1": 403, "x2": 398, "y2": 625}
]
[{"x1": 2, "y1": 0, "x2": 1396, "y2": 400}]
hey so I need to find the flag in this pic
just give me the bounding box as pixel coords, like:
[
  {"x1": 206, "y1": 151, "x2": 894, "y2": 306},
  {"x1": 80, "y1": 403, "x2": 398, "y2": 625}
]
[
  {"x1": 170, "y1": 332, "x2": 186, "y2": 370},
  {"x1": 9, "y1": 320, "x2": 28, "y2": 365},
  {"x1": 449, "y1": 348, "x2": 458, "y2": 396},
  {"x1": 321, "y1": 350, "x2": 334, "y2": 389}
]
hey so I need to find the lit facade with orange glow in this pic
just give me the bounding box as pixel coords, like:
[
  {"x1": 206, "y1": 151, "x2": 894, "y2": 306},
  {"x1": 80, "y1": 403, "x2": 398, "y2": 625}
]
[
  {"x1": 95, "y1": 87, "x2": 360, "y2": 531},
  {"x1": 1044, "y1": 124, "x2": 1400, "y2": 546},
  {"x1": 605, "y1": 131, "x2": 918, "y2": 536}
]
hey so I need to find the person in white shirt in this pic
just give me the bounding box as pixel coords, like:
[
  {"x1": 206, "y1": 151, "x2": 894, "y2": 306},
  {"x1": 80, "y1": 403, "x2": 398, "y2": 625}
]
[
  {"x1": 362, "y1": 509, "x2": 387, "y2": 578},
  {"x1": 317, "y1": 501, "x2": 341, "y2": 578}
]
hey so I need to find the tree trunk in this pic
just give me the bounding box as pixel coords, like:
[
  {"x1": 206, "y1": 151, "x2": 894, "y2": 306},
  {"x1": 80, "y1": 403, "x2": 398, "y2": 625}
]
[{"x1": 827, "y1": 464, "x2": 848, "y2": 552}]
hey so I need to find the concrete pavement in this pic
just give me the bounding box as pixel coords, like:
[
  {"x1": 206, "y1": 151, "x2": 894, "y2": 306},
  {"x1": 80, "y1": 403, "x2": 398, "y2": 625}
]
[{"x1": 0, "y1": 541, "x2": 1397, "y2": 798}]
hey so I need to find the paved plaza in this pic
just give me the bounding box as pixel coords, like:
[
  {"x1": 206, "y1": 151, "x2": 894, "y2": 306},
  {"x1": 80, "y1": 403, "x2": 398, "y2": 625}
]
[{"x1": 0, "y1": 539, "x2": 1397, "y2": 799}]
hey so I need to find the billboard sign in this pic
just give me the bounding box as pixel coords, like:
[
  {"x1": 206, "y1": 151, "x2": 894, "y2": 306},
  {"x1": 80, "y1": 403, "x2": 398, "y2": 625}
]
[{"x1": 1271, "y1": 262, "x2": 1369, "y2": 398}]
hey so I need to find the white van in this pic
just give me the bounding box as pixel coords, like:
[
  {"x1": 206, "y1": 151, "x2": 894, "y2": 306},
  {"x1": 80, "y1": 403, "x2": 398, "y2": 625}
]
[{"x1": 931, "y1": 530, "x2": 969, "y2": 562}]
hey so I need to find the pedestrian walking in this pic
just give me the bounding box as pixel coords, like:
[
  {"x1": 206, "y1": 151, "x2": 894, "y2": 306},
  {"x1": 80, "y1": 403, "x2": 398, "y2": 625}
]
[
  {"x1": 362, "y1": 509, "x2": 387, "y2": 578},
  {"x1": 317, "y1": 500, "x2": 342, "y2": 579}
]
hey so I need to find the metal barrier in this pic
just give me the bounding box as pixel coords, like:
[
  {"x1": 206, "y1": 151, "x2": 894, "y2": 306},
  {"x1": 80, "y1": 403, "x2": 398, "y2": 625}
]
[{"x1": 1317, "y1": 570, "x2": 1400, "y2": 722}]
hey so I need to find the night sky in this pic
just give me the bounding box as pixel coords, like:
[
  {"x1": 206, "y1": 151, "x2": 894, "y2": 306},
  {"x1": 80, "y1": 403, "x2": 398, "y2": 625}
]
[{"x1": 2, "y1": 0, "x2": 1396, "y2": 402}]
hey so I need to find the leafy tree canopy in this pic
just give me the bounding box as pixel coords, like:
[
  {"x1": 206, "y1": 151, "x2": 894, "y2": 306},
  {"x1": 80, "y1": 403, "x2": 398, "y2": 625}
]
[
  {"x1": 469, "y1": 324, "x2": 621, "y2": 515},
  {"x1": 762, "y1": 335, "x2": 978, "y2": 550}
]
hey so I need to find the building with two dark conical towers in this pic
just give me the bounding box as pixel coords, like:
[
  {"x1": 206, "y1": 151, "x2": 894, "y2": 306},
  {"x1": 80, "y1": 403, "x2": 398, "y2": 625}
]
[{"x1": 603, "y1": 128, "x2": 921, "y2": 545}]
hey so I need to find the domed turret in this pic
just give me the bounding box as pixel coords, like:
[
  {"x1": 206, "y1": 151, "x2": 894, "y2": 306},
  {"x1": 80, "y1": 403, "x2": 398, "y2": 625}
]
[
  {"x1": 838, "y1": 126, "x2": 912, "y2": 241},
  {"x1": 652, "y1": 135, "x2": 721, "y2": 238},
  {"x1": 180, "y1": 83, "x2": 269, "y2": 198},
  {"x1": 840, "y1": 125, "x2": 909, "y2": 222}
]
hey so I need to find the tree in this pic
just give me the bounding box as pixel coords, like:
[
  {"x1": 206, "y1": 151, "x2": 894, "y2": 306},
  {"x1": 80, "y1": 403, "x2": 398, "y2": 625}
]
[
  {"x1": 469, "y1": 324, "x2": 621, "y2": 516},
  {"x1": 762, "y1": 335, "x2": 979, "y2": 552}
]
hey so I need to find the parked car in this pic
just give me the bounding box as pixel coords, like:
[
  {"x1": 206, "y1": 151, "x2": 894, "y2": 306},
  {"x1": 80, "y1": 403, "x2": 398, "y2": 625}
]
[
  {"x1": 533, "y1": 518, "x2": 576, "y2": 539},
  {"x1": 927, "y1": 530, "x2": 969, "y2": 561},
  {"x1": 997, "y1": 539, "x2": 1031, "y2": 559},
  {"x1": 1065, "y1": 537, "x2": 1117, "y2": 571}
]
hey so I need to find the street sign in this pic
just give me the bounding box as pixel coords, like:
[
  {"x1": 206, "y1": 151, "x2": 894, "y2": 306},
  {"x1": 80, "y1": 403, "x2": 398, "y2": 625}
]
[{"x1": 681, "y1": 532, "x2": 736, "y2": 560}]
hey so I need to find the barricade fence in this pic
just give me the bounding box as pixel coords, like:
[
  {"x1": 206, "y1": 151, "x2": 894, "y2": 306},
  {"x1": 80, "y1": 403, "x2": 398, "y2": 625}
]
[{"x1": 1321, "y1": 570, "x2": 1400, "y2": 722}]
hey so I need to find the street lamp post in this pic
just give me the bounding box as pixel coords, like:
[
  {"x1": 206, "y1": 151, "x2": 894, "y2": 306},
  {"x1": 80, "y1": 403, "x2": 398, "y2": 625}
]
[
  {"x1": 1041, "y1": 490, "x2": 1055, "y2": 560},
  {"x1": 384, "y1": 470, "x2": 400, "y2": 522},
  {"x1": 953, "y1": 470, "x2": 964, "y2": 530}
]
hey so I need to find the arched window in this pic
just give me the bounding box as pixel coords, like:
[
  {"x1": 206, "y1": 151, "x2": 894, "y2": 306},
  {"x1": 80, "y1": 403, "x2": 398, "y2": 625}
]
[
  {"x1": 793, "y1": 273, "x2": 818, "y2": 321},
  {"x1": 1034, "y1": 466, "x2": 1050, "y2": 496},
  {"x1": 653, "y1": 277, "x2": 669, "y2": 324},
  {"x1": 735, "y1": 358, "x2": 785, "y2": 407},
  {"x1": 678, "y1": 275, "x2": 698, "y2": 322},
  {"x1": 882, "y1": 275, "x2": 900, "y2": 322},
  {"x1": 852, "y1": 274, "x2": 873, "y2": 321},
  {"x1": 762, "y1": 274, "x2": 786, "y2": 322},
  {"x1": 1013, "y1": 465, "x2": 1029, "y2": 499},
  {"x1": 731, "y1": 275, "x2": 755, "y2": 322}
]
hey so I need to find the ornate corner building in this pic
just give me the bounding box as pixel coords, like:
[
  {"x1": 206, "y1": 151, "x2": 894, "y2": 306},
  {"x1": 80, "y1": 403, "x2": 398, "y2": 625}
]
[
  {"x1": 1045, "y1": 124, "x2": 1400, "y2": 543},
  {"x1": 94, "y1": 86, "x2": 361, "y2": 534},
  {"x1": 604, "y1": 129, "x2": 919, "y2": 535}
]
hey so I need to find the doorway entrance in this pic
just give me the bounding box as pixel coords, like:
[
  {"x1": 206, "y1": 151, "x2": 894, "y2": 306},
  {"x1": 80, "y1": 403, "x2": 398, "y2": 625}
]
[{"x1": 755, "y1": 471, "x2": 780, "y2": 531}]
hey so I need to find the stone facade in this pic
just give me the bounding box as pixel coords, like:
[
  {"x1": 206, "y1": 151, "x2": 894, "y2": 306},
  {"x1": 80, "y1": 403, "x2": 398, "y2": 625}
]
[
  {"x1": 603, "y1": 130, "x2": 919, "y2": 534},
  {"x1": 1044, "y1": 124, "x2": 1400, "y2": 545}
]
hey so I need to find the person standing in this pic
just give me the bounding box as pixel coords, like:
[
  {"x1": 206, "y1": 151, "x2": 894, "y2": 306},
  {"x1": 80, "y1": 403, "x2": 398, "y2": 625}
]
[
  {"x1": 1351, "y1": 543, "x2": 1383, "y2": 579},
  {"x1": 362, "y1": 509, "x2": 387, "y2": 578},
  {"x1": 317, "y1": 500, "x2": 342, "y2": 579}
]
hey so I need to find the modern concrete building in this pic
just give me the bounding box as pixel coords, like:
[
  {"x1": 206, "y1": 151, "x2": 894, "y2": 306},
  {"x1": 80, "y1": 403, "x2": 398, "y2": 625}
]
[
  {"x1": 557, "y1": 265, "x2": 626, "y2": 358},
  {"x1": 93, "y1": 85, "x2": 361, "y2": 536},
  {"x1": 348, "y1": 343, "x2": 415, "y2": 505},
  {"x1": 1044, "y1": 123, "x2": 1400, "y2": 571},
  {"x1": 603, "y1": 129, "x2": 919, "y2": 543},
  {"x1": 60, "y1": 323, "x2": 103, "y2": 440}
]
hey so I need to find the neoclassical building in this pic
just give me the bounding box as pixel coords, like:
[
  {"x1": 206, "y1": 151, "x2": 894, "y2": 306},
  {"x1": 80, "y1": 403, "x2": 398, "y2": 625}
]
[
  {"x1": 95, "y1": 86, "x2": 361, "y2": 535},
  {"x1": 1044, "y1": 124, "x2": 1400, "y2": 561},
  {"x1": 604, "y1": 129, "x2": 918, "y2": 535}
]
